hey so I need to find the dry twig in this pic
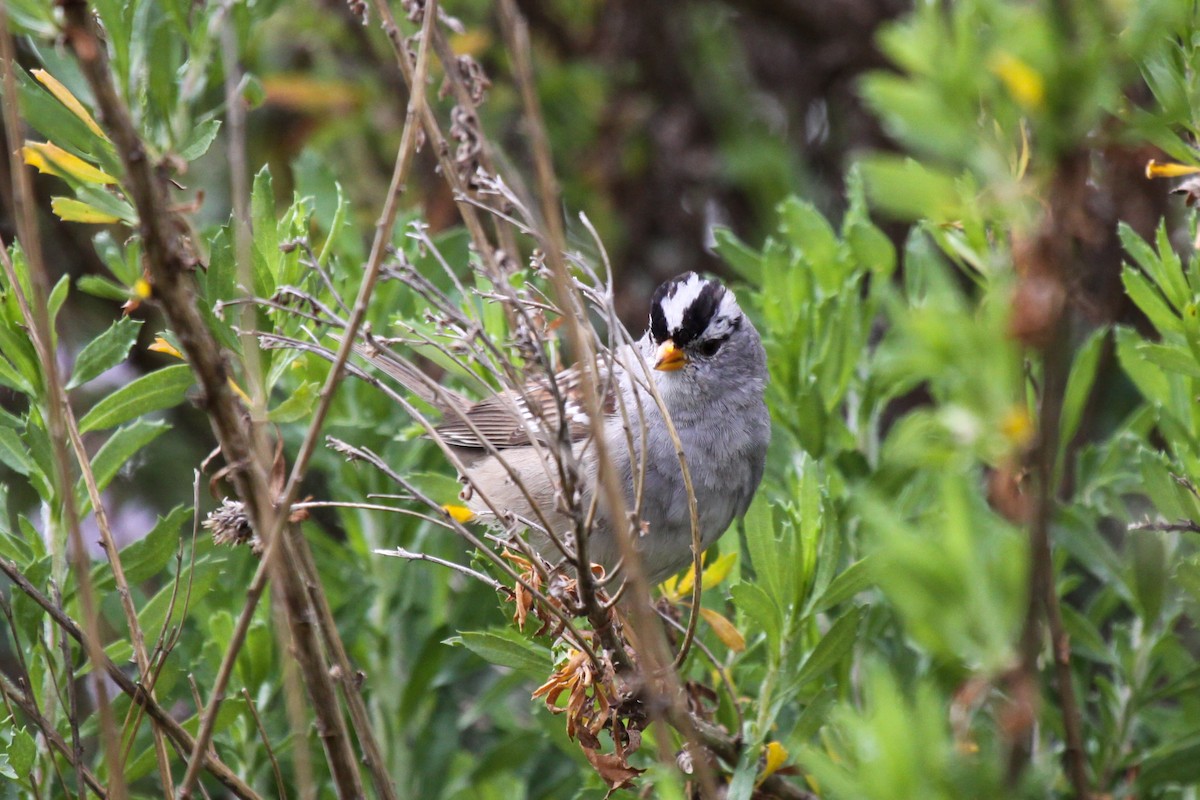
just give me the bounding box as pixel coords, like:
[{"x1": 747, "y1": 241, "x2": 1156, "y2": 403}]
[{"x1": 0, "y1": 558, "x2": 262, "y2": 800}]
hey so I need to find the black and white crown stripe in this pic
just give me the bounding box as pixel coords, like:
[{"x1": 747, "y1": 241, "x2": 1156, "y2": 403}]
[{"x1": 650, "y1": 272, "x2": 742, "y2": 347}]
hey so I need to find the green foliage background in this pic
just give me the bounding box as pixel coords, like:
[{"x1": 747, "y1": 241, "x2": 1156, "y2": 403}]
[{"x1": 2, "y1": 0, "x2": 1200, "y2": 798}]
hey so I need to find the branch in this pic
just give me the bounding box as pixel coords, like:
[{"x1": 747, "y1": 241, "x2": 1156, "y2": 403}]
[
  {"x1": 1009, "y1": 156, "x2": 1091, "y2": 800},
  {"x1": 0, "y1": 558, "x2": 262, "y2": 800},
  {"x1": 274, "y1": 523, "x2": 365, "y2": 798},
  {"x1": 0, "y1": 673, "x2": 108, "y2": 799},
  {"x1": 1127, "y1": 518, "x2": 1200, "y2": 534},
  {"x1": 0, "y1": 11, "x2": 130, "y2": 794},
  {"x1": 242, "y1": 688, "x2": 289, "y2": 800}
]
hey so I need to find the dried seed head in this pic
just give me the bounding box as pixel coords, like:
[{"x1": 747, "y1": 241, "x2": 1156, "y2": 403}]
[{"x1": 203, "y1": 499, "x2": 262, "y2": 555}]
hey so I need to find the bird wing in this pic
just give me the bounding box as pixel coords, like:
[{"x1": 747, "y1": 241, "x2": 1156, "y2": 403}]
[
  {"x1": 436, "y1": 367, "x2": 620, "y2": 450},
  {"x1": 351, "y1": 334, "x2": 622, "y2": 451}
]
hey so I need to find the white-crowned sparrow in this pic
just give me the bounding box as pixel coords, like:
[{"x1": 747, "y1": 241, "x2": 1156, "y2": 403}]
[{"x1": 366, "y1": 271, "x2": 770, "y2": 583}]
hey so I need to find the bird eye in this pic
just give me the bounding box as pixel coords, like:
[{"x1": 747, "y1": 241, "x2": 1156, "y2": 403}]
[{"x1": 696, "y1": 338, "x2": 723, "y2": 357}]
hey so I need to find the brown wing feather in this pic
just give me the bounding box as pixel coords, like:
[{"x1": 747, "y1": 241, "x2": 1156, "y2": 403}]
[
  {"x1": 352, "y1": 333, "x2": 619, "y2": 451},
  {"x1": 436, "y1": 368, "x2": 615, "y2": 450}
]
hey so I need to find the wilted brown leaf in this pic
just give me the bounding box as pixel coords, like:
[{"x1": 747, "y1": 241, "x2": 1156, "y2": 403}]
[{"x1": 584, "y1": 748, "x2": 644, "y2": 794}]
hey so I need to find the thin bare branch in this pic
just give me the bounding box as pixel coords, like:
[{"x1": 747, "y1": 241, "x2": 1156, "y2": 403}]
[
  {"x1": 0, "y1": 673, "x2": 108, "y2": 799},
  {"x1": 0, "y1": 558, "x2": 262, "y2": 800},
  {"x1": 1128, "y1": 518, "x2": 1200, "y2": 534},
  {"x1": 0, "y1": 12, "x2": 129, "y2": 794},
  {"x1": 276, "y1": 523, "x2": 366, "y2": 798},
  {"x1": 1009, "y1": 159, "x2": 1092, "y2": 800},
  {"x1": 376, "y1": 547, "x2": 509, "y2": 592},
  {"x1": 242, "y1": 688, "x2": 290, "y2": 800}
]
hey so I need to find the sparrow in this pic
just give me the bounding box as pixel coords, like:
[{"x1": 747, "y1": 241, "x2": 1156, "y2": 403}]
[{"x1": 364, "y1": 272, "x2": 770, "y2": 583}]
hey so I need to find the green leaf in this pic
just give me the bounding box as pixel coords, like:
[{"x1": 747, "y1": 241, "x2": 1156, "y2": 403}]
[
  {"x1": 448, "y1": 630, "x2": 550, "y2": 678},
  {"x1": 1130, "y1": 529, "x2": 1167, "y2": 625},
  {"x1": 1114, "y1": 326, "x2": 1171, "y2": 406},
  {"x1": 792, "y1": 378, "x2": 828, "y2": 458},
  {"x1": 731, "y1": 582, "x2": 782, "y2": 655},
  {"x1": 1137, "y1": 341, "x2": 1200, "y2": 379},
  {"x1": 0, "y1": 353, "x2": 33, "y2": 395},
  {"x1": 9, "y1": 67, "x2": 110, "y2": 162},
  {"x1": 0, "y1": 525, "x2": 33, "y2": 565},
  {"x1": 177, "y1": 119, "x2": 222, "y2": 161},
  {"x1": 0, "y1": 428, "x2": 35, "y2": 477},
  {"x1": 22, "y1": 424, "x2": 54, "y2": 500},
  {"x1": 846, "y1": 219, "x2": 896, "y2": 278},
  {"x1": 78, "y1": 364, "x2": 193, "y2": 432},
  {"x1": 67, "y1": 316, "x2": 143, "y2": 389},
  {"x1": 79, "y1": 420, "x2": 169, "y2": 508},
  {"x1": 1122, "y1": 266, "x2": 1182, "y2": 335},
  {"x1": 76, "y1": 274, "x2": 131, "y2": 301},
  {"x1": 1120, "y1": 222, "x2": 1188, "y2": 311},
  {"x1": 11, "y1": 556, "x2": 51, "y2": 643},
  {"x1": 138, "y1": 554, "x2": 225, "y2": 639},
  {"x1": 792, "y1": 688, "x2": 835, "y2": 741},
  {"x1": 47, "y1": 274, "x2": 69, "y2": 325},
  {"x1": 1140, "y1": 734, "x2": 1200, "y2": 788},
  {"x1": 1059, "y1": 327, "x2": 1106, "y2": 451},
  {"x1": 92, "y1": 505, "x2": 189, "y2": 592},
  {"x1": 725, "y1": 749, "x2": 759, "y2": 800},
  {"x1": 251, "y1": 166, "x2": 278, "y2": 292},
  {"x1": 0, "y1": 320, "x2": 41, "y2": 394},
  {"x1": 860, "y1": 74, "x2": 971, "y2": 161},
  {"x1": 711, "y1": 227, "x2": 761, "y2": 282},
  {"x1": 5, "y1": 0, "x2": 56, "y2": 36},
  {"x1": 1059, "y1": 604, "x2": 1109, "y2": 663},
  {"x1": 5, "y1": 726, "x2": 34, "y2": 776},
  {"x1": 72, "y1": 183, "x2": 136, "y2": 225},
  {"x1": 742, "y1": 495, "x2": 781, "y2": 605},
  {"x1": 790, "y1": 606, "x2": 864, "y2": 690},
  {"x1": 240, "y1": 73, "x2": 266, "y2": 109},
  {"x1": 859, "y1": 155, "x2": 961, "y2": 222},
  {"x1": 779, "y1": 197, "x2": 842, "y2": 292},
  {"x1": 268, "y1": 380, "x2": 318, "y2": 423},
  {"x1": 405, "y1": 471, "x2": 471, "y2": 506},
  {"x1": 811, "y1": 558, "x2": 875, "y2": 614}
]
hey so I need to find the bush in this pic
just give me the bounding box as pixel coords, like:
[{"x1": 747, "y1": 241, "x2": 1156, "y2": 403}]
[{"x1": 1, "y1": 1, "x2": 1200, "y2": 798}]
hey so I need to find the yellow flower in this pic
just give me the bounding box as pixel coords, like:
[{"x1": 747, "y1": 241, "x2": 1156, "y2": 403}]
[
  {"x1": 1000, "y1": 406, "x2": 1034, "y2": 448},
  {"x1": 148, "y1": 336, "x2": 183, "y2": 359},
  {"x1": 989, "y1": 52, "x2": 1045, "y2": 111},
  {"x1": 1145, "y1": 159, "x2": 1200, "y2": 179},
  {"x1": 442, "y1": 504, "x2": 475, "y2": 524},
  {"x1": 756, "y1": 741, "x2": 790, "y2": 786},
  {"x1": 149, "y1": 336, "x2": 251, "y2": 404},
  {"x1": 660, "y1": 551, "x2": 737, "y2": 600}
]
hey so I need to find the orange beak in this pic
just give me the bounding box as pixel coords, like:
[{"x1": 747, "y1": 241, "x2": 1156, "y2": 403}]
[{"x1": 654, "y1": 340, "x2": 687, "y2": 371}]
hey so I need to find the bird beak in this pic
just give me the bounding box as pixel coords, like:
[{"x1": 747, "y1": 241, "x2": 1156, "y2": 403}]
[{"x1": 654, "y1": 340, "x2": 687, "y2": 371}]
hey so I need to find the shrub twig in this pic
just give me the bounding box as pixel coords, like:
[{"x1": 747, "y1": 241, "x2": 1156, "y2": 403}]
[
  {"x1": 0, "y1": 673, "x2": 108, "y2": 799},
  {"x1": 0, "y1": 558, "x2": 262, "y2": 800},
  {"x1": 0, "y1": 11, "x2": 135, "y2": 793},
  {"x1": 1009, "y1": 157, "x2": 1092, "y2": 800}
]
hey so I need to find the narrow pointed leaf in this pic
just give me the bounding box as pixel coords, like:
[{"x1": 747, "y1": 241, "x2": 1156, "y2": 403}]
[
  {"x1": 68, "y1": 317, "x2": 142, "y2": 389},
  {"x1": 78, "y1": 364, "x2": 193, "y2": 432}
]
